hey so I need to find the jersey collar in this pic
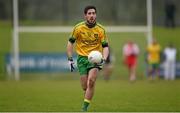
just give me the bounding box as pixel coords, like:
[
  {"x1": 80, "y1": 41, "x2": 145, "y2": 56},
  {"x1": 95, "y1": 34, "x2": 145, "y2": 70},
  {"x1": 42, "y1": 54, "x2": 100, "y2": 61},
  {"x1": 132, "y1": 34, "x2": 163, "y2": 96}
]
[{"x1": 85, "y1": 21, "x2": 96, "y2": 28}]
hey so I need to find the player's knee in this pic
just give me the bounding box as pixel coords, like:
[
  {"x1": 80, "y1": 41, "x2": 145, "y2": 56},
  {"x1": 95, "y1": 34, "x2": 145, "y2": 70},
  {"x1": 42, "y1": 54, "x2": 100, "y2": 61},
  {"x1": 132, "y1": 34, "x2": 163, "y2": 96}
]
[
  {"x1": 82, "y1": 86, "x2": 87, "y2": 91},
  {"x1": 81, "y1": 83, "x2": 87, "y2": 91}
]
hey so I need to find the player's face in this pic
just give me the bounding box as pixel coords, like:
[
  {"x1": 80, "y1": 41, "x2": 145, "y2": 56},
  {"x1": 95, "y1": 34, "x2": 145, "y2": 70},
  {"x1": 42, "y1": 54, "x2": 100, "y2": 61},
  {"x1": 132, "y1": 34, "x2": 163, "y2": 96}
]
[{"x1": 84, "y1": 9, "x2": 96, "y2": 24}]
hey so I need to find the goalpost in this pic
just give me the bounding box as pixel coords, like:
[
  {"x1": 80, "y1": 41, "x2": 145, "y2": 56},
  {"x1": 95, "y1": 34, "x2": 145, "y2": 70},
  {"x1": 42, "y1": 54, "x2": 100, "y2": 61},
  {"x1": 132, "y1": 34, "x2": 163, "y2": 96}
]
[{"x1": 12, "y1": 0, "x2": 153, "y2": 81}]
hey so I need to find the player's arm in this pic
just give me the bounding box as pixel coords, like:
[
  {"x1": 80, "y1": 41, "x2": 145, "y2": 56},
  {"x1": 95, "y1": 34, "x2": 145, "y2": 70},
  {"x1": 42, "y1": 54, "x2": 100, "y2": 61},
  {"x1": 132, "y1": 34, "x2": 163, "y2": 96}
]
[
  {"x1": 66, "y1": 26, "x2": 77, "y2": 72},
  {"x1": 67, "y1": 38, "x2": 75, "y2": 59},
  {"x1": 101, "y1": 28, "x2": 109, "y2": 61},
  {"x1": 67, "y1": 26, "x2": 78, "y2": 59},
  {"x1": 102, "y1": 41, "x2": 109, "y2": 61},
  {"x1": 66, "y1": 37, "x2": 76, "y2": 72},
  {"x1": 99, "y1": 25, "x2": 109, "y2": 61}
]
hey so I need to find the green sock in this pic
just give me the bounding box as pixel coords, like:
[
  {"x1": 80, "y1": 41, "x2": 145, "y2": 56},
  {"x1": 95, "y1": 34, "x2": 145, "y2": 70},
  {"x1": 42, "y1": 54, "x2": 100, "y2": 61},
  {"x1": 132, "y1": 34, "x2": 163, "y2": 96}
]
[{"x1": 82, "y1": 99, "x2": 90, "y2": 111}]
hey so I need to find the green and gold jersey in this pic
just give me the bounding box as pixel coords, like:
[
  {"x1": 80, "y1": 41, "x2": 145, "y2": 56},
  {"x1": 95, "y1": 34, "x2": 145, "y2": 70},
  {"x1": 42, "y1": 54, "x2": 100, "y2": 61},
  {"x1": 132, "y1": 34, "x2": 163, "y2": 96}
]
[
  {"x1": 147, "y1": 43, "x2": 161, "y2": 63},
  {"x1": 69, "y1": 21, "x2": 108, "y2": 56}
]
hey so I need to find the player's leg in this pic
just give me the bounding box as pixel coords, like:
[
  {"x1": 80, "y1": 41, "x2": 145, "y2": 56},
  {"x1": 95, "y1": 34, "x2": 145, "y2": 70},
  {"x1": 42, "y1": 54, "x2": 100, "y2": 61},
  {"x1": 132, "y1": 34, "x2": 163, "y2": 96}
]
[
  {"x1": 82, "y1": 68, "x2": 99, "y2": 111},
  {"x1": 130, "y1": 65, "x2": 136, "y2": 82},
  {"x1": 130, "y1": 57, "x2": 137, "y2": 82},
  {"x1": 80, "y1": 75, "x2": 88, "y2": 92},
  {"x1": 152, "y1": 65, "x2": 156, "y2": 80},
  {"x1": 127, "y1": 64, "x2": 131, "y2": 81},
  {"x1": 170, "y1": 61, "x2": 176, "y2": 80},
  {"x1": 80, "y1": 76, "x2": 89, "y2": 112},
  {"x1": 155, "y1": 63, "x2": 160, "y2": 80},
  {"x1": 148, "y1": 64, "x2": 154, "y2": 80},
  {"x1": 77, "y1": 56, "x2": 90, "y2": 111},
  {"x1": 126, "y1": 59, "x2": 131, "y2": 81},
  {"x1": 77, "y1": 55, "x2": 90, "y2": 92},
  {"x1": 103, "y1": 64, "x2": 113, "y2": 81},
  {"x1": 164, "y1": 61, "x2": 169, "y2": 80},
  {"x1": 86, "y1": 68, "x2": 98, "y2": 100}
]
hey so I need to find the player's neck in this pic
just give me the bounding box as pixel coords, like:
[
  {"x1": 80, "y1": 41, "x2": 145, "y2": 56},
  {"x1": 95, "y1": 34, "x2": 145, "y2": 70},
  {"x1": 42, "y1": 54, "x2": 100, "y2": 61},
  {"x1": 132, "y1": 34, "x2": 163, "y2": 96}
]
[{"x1": 86, "y1": 21, "x2": 96, "y2": 28}]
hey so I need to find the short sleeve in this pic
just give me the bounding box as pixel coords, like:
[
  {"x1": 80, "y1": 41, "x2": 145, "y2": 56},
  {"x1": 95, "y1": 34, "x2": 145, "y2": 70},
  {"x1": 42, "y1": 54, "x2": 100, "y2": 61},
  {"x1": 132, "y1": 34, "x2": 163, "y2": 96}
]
[{"x1": 70, "y1": 27, "x2": 79, "y2": 39}]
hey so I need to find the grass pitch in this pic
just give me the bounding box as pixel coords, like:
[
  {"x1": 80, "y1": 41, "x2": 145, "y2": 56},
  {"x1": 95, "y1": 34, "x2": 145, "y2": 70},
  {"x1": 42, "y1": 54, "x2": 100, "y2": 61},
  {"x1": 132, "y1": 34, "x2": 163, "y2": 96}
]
[
  {"x1": 0, "y1": 21, "x2": 180, "y2": 112},
  {"x1": 0, "y1": 77, "x2": 180, "y2": 112}
]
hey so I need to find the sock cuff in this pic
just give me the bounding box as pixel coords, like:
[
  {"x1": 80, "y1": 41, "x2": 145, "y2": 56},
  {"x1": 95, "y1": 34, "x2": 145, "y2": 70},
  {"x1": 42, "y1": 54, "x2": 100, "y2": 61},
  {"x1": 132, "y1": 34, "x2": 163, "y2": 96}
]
[{"x1": 84, "y1": 99, "x2": 91, "y2": 103}]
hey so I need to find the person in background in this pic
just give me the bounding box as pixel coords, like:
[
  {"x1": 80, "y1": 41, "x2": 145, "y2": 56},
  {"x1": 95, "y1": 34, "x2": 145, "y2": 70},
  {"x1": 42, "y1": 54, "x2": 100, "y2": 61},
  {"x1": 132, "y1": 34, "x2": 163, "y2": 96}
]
[
  {"x1": 102, "y1": 47, "x2": 115, "y2": 81},
  {"x1": 146, "y1": 39, "x2": 161, "y2": 80},
  {"x1": 163, "y1": 43, "x2": 177, "y2": 80},
  {"x1": 123, "y1": 41, "x2": 139, "y2": 82}
]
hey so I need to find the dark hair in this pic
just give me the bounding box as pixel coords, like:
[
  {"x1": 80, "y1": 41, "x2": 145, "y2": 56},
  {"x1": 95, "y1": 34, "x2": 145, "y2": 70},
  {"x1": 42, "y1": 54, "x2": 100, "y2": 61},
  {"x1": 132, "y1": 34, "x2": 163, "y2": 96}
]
[{"x1": 84, "y1": 5, "x2": 97, "y2": 14}]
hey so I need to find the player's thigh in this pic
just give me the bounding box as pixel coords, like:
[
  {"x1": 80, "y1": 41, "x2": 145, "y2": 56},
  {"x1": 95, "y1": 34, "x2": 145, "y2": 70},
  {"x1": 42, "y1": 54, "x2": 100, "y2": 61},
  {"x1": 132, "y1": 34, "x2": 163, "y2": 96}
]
[
  {"x1": 77, "y1": 55, "x2": 89, "y2": 75},
  {"x1": 88, "y1": 68, "x2": 99, "y2": 81},
  {"x1": 87, "y1": 68, "x2": 99, "y2": 88}
]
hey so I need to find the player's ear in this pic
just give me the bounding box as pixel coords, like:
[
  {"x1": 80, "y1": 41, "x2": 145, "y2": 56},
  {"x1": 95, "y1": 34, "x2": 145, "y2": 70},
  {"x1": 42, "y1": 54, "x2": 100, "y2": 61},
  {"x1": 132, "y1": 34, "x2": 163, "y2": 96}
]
[{"x1": 84, "y1": 14, "x2": 87, "y2": 20}]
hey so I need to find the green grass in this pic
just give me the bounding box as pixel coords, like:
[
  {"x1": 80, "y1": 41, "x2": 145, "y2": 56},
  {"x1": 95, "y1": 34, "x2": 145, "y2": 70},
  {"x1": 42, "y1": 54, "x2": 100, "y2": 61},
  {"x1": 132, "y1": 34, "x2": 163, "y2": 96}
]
[
  {"x1": 0, "y1": 21, "x2": 180, "y2": 111},
  {"x1": 0, "y1": 79, "x2": 180, "y2": 112}
]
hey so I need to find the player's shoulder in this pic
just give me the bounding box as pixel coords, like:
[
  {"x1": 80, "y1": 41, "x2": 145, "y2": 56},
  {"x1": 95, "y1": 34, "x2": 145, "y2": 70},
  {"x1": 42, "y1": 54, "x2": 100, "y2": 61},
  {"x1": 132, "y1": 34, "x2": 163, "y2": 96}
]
[
  {"x1": 74, "y1": 21, "x2": 86, "y2": 29},
  {"x1": 96, "y1": 23, "x2": 106, "y2": 31}
]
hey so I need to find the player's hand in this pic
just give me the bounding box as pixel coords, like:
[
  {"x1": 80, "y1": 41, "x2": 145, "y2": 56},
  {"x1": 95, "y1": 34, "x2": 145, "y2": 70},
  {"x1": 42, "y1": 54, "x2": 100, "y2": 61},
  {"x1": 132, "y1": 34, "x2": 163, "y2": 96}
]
[{"x1": 68, "y1": 57, "x2": 75, "y2": 72}]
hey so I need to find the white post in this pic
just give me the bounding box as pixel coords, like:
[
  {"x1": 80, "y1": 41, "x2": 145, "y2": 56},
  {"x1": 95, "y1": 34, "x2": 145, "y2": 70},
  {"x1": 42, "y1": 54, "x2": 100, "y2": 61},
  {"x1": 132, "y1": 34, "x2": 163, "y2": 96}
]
[
  {"x1": 147, "y1": 0, "x2": 153, "y2": 45},
  {"x1": 13, "y1": 0, "x2": 20, "y2": 80}
]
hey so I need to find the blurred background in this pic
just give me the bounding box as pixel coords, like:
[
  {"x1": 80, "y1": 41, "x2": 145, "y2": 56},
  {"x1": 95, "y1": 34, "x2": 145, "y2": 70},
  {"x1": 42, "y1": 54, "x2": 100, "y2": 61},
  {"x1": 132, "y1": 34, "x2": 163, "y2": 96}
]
[
  {"x1": 0, "y1": 0, "x2": 179, "y2": 77},
  {"x1": 0, "y1": 0, "x2": 180, "y2": 26},
  {"x1": 0, "y1": 0, "x2": 180, "y2": 112}
]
